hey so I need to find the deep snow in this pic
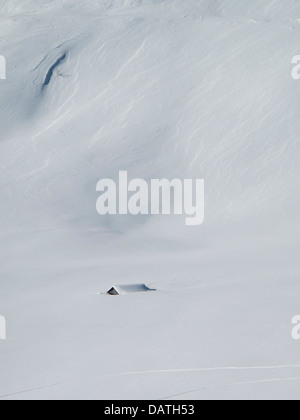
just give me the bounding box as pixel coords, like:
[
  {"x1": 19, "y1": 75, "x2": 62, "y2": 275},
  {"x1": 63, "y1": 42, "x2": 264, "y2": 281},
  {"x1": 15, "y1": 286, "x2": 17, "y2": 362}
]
[{"x1": 0, "y1": 0, "x2": 300, "y2": 400}]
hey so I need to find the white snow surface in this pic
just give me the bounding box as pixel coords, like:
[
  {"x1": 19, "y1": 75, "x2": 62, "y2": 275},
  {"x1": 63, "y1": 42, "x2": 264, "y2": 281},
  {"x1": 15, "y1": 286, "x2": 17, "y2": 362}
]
[{"x1": 0, "y1": 0, "x2": 300, "y2": 400}]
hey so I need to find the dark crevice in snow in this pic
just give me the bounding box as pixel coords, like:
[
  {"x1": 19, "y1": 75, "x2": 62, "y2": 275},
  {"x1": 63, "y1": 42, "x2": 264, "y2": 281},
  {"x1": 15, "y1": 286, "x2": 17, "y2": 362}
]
[{"x1": 42, "y1": 53, "x2": 67, "y2": 90}]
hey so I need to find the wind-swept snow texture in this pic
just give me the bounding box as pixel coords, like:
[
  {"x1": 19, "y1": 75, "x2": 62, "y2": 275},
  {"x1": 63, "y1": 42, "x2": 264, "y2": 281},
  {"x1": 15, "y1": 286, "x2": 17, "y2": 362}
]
[{"x1": 0, "y1": 0, "x2": 300, "y2": 400}]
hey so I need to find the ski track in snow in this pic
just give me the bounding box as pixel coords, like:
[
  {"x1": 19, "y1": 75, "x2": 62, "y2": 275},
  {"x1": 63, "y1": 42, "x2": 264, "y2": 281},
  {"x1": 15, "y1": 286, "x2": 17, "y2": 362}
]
[
  {"x1": 161, "y1": 376, "x2": 300, "y2": 400},
  {"x1": 2, "y1": 364, "x2": 300, "y2": 399},
  {"x1": 108, "y1": 364, "x2": 300, "y2": 376}
]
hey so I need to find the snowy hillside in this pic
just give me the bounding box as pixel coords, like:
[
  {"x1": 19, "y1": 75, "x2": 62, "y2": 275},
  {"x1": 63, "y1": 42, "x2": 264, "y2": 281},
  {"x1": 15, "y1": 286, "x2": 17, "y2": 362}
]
[{"x1": 0, "y1": 0, "x2": 300, "y2": 400}]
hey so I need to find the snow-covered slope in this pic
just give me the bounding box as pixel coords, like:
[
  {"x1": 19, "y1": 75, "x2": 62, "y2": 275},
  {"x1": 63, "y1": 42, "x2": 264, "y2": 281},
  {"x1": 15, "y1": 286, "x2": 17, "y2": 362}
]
[{"x1": 0, "y1": 0, "x2": 300, "y2": 400}]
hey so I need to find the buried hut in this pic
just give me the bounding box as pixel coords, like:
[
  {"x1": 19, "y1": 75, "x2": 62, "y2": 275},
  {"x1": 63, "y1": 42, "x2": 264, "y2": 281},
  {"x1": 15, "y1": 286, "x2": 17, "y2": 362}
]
[{"x1": 106, "y1": 284, "x2": 154, "y2": 296}]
